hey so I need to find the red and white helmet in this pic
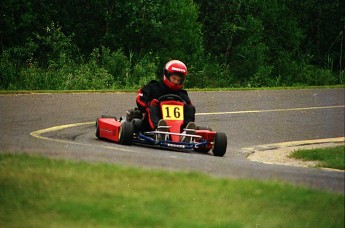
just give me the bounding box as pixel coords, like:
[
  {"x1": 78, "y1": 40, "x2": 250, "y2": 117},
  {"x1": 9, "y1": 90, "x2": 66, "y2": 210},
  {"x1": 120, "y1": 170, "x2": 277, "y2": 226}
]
[{"x1": 163, "y1": 60, "x2": 187, "y2": 90}]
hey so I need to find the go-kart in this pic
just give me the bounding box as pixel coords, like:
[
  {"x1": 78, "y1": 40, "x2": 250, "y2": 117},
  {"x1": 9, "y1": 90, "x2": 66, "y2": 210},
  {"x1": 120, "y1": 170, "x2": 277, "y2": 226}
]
[{"x1": 96, "y1": 94, "x2": 227, "y2": 157}]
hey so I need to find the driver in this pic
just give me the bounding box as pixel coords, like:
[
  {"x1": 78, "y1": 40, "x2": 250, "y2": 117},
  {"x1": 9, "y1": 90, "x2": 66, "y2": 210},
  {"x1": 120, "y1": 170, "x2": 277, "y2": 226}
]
[{"x1": 135, "y1": 60, "x2": 196, "y2": 136}]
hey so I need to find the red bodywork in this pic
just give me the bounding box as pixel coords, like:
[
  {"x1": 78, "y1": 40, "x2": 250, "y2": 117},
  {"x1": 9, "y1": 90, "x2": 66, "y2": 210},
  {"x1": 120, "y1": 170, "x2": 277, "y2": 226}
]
[
  {"x1": 160, "y1": 100, "x2": 184, "y2": 142},
  {"x1": 197, "y1": 130, "x2": 215, "y2": 150},
  {"x1": 97, "y1": 118, "x2": 121, "y2": 142}
]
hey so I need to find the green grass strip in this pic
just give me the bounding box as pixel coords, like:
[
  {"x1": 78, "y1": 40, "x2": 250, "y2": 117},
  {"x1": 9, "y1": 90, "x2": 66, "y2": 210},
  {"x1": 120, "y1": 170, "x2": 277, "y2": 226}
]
[
  {"x1": 289, "y1": 146, "x2": 345, "y2": 170},
  {"x1": 0, "y1": 153, "x2": 344, "y2": 227}
]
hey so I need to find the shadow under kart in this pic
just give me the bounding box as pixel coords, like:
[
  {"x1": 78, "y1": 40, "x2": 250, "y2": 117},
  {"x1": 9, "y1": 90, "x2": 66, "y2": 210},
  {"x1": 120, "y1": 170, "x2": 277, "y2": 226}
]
[{"x1": 96, "y1": 94, "x2": 227, "y2": 157}]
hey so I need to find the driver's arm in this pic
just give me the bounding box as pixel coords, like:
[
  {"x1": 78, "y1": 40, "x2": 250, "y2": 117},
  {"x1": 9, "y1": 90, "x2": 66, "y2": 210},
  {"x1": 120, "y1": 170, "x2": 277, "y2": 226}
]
[{"x1": 136, "y1": 85, "x2": 151, "y2": 112}]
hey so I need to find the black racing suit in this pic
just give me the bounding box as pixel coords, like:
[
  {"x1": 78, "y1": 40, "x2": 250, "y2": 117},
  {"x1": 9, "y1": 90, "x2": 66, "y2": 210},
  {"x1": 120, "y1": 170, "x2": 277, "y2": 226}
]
[{"x1": 136, "y1": 80, "x2": 195, "y2": 130}]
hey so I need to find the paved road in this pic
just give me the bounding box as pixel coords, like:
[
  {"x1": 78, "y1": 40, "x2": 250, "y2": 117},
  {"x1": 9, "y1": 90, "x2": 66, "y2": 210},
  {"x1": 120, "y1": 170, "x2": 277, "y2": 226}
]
[{"x1": 0, "y1": 89, "x2": 344, "y2": 193}]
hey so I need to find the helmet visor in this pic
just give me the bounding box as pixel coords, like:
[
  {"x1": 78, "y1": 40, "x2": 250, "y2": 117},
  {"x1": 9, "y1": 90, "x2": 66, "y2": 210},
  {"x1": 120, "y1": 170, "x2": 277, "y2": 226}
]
[{"x1": 168, "y1": 73, "x2": 185, "y2": 85}]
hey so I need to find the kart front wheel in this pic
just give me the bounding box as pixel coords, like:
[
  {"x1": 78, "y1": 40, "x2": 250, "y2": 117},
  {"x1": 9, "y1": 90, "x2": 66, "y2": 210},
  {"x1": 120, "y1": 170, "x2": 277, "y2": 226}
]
[
  {"x1": 212, "y1": 132, "x2": 227, "y2": 157},
  {"x1": 119, "y1": 122, "x2": 133, "y2": 145}
]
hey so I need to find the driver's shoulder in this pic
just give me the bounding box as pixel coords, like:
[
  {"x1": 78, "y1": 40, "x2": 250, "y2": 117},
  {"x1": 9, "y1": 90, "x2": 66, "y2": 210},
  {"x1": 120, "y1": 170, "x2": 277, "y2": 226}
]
[
  {"x1": 141, "y1": 80, "x2": 159, "y2": 91},
  {"x1": 148, "y1": 80, "x2": 159, "y2": 85},
  {"x1": 142, "y1": 79, "x2": 158, "y2": 86},
  {"x1": 178, "y1": 89, "x2": 189, "y2": 96}
]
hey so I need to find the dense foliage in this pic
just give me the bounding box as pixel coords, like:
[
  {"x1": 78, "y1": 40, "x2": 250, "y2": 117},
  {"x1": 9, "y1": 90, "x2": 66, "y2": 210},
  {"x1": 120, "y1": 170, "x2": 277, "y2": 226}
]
[{"x1": 1, "y1": 0, "x2": 344, "y2": 89}]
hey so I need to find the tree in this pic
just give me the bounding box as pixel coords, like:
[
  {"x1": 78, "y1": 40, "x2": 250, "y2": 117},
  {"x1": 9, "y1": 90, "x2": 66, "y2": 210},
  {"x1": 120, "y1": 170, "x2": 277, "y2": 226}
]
[
  {"x1": 103, "y1": 0, "x2": 204, "y2": 67},
  {"x1": 0, "y1": 0, "x2": 54, "y2": 52}
]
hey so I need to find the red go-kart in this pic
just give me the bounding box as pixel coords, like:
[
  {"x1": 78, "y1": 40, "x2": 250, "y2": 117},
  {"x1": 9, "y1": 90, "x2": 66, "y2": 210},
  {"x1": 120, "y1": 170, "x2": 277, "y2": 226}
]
[{"x1": 96, "y1": 94, "x2": 227, "y2": 156}]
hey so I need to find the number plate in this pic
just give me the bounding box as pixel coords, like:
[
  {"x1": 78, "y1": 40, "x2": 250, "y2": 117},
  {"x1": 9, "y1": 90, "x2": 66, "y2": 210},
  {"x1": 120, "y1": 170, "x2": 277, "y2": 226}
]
[{"x1": 162, "y1": 105, "x2": 184, "y2": 120}]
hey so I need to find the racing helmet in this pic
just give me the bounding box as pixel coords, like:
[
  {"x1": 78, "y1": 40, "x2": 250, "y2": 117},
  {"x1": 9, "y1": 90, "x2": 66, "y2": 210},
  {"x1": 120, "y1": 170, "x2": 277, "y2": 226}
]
[{"x1": 163, "y1": 60, "x2": 187, "y2": 90}]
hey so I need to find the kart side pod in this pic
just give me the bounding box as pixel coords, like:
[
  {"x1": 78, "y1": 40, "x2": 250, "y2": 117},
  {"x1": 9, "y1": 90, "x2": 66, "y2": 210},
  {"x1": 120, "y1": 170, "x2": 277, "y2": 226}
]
[{"x1": 96, "y1": 118, "x2": 122, "y2": 142}]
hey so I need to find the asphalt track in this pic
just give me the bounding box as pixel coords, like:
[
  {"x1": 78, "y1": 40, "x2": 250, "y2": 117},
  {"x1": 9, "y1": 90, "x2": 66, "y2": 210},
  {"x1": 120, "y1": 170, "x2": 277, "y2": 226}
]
[{"x1": 0, "y1": 88, "x2": 344, "y2": 193}]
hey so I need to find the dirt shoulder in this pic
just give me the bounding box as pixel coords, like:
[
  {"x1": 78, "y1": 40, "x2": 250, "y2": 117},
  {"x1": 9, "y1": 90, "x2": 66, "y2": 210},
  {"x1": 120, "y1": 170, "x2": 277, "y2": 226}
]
[{"x1": 243, "y1": 137, "x2": 344, "y2": 171}]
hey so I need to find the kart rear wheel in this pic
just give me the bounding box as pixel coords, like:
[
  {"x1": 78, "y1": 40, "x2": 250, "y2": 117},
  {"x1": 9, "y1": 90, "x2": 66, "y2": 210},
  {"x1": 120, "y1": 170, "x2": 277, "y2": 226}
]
[
  {"x1": 212, "y1": 132, "x2": 227, "y2": 157},
  {"x1": 119, "y1": 122, "x2": 134, "y2": 145}
]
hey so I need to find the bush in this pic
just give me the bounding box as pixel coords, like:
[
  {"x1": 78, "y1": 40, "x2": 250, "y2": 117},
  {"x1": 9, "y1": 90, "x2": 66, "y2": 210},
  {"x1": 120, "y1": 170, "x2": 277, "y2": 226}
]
[
  {"x1": 0, "y1": 51, "x2": 19, "y2": 89},
  {"x1": 31, "y1": 22, "x2": 79, "y2": 68},
  {"x1": 300, "y1": 65, "x2": 338, "y2": 86},
  {"x1": 131, "y1": 61, "x2": 158, "y2": 88},
  {"x1": 275, "y1": 59, "x2": 339, "y2": 86},
  {"x1": 95, "y1": 47, "x2": 130, "y2": 87},
  {"x1": 247, "y1": 65, "x2": 274, "y2": 87},
  {"x1": 63, "y1": 64, "x2": 113, "y2": 90},
  {"x1": 187, "y1": 61, "x2": 234, "y2": 88}
]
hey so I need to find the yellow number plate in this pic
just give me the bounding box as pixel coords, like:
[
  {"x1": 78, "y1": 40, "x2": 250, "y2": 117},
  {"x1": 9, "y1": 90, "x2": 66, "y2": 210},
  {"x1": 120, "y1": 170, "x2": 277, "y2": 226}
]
[{"x1": 162, "y1": 105, "x2": 184, "y2": 120}]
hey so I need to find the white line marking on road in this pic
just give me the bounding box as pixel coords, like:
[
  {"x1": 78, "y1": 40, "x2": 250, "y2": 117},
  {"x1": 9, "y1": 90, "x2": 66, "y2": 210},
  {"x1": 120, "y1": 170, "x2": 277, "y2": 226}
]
[
  {"x1": 31, "y1": 122, "x2": 95, "y2": 136},
  {"x1": 30, "y1": 122, "x2": 136, "y2": 153},
  {"x1": 196, "y1": 105, "x2": 345, "y2": 116}
]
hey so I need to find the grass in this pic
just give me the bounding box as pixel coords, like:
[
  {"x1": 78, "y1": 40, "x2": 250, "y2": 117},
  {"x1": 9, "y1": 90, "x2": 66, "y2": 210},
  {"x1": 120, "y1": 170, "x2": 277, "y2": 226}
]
[
  {"x1": 289, "y1": 146, "x2": 345, "y2": 170},
  {"x1": 0, "y1": 153, "x2": 344, "y2": 227}
]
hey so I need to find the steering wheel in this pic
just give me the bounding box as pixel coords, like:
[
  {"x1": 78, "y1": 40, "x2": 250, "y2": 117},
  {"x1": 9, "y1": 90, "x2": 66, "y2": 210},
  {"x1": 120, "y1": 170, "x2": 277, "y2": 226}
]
[{"x1": 157, "y1": 94, "x2": 185, "y2": 103}]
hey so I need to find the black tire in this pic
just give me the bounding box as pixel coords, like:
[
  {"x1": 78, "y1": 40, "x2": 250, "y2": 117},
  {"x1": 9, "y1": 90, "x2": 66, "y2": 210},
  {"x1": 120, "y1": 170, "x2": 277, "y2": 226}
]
[
  {"x1": 119, "y1": 121, "x2": 134, "y2": 145},
  {"x1": 132, "y1": 118, "x2": 143, "y2": 132},
  {"x1": 212, "y1": 132, "x2": 227, "y2": 157},
  {"x1": 95, "y1": 119, "x2": 101, "y2": 139}
]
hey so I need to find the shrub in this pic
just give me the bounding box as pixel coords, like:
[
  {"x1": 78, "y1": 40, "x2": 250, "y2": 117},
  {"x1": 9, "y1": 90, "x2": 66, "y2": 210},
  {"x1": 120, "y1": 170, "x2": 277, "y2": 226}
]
[
  {"x1": 187, "y1": 62, "x2": 234, "y2": 88},
  {"x1": 64, "y1": 64, "x2": 113, "y2": 90},
  {"x1": 96, "y1": 47, "x2": 130, "y2": 87},
  {"x1": 0, "y1": 51, "x2": 19, "y2": 89}
]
